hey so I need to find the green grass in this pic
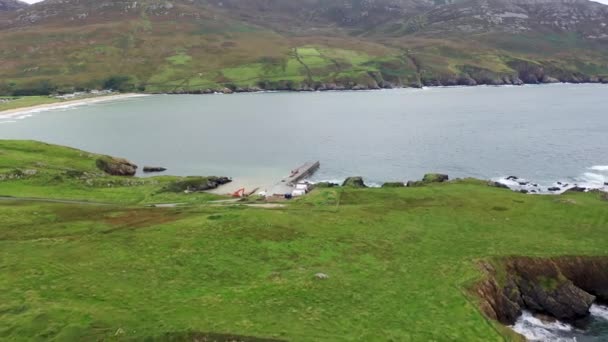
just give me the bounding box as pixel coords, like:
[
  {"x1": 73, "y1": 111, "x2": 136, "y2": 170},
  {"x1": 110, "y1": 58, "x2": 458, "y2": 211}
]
[
  {"x1": 0, "y1": 96, "x2": 61, "y2": 112},
  {"x1": 0, "y1": 140, "x2": 223, "y2": 205},
  {"x1": 1, "y1": 141, "x2": 607, "y2": 341}
]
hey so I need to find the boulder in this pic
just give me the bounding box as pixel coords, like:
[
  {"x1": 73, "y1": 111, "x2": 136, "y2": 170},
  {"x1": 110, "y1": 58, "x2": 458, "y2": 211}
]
[
  {"x1": 96, "y1": 156, "x2": 137, "y2": 176},
  {"x1": 548, "y1": 187, "x2": 561, "y2": 192},
  {"x1": 143, "y1": 166, "x2": 167, "y2": 173},
  {"x1": 565, "y1": 186, "x2": 587, "y2": 193},
  {"x1": 382, "y1": 182, "x2": 405, "y2": 188},
  {"x1": 342, "y1": 177, "x2": 367, "y2": 188}
]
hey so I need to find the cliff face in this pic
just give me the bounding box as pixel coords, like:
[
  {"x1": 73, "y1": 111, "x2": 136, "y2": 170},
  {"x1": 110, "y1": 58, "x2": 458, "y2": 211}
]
[{"x1": 475, "y1": 257, "x2": 608, "y2": 326}]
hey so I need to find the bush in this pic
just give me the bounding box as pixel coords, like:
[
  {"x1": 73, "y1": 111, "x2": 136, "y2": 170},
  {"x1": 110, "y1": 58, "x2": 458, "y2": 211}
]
[{"x1": 103, "y1": 75, "x2": 135, "y2": 92}]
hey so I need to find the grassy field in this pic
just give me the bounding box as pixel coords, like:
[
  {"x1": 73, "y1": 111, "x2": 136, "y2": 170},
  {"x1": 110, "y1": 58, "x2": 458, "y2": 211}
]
[
  {"x1": 1, "y1": 140, "x2": 608, "y2": 341},
  {"x1": 0, "y1": 96, "x2": 61, "y2": 112}
]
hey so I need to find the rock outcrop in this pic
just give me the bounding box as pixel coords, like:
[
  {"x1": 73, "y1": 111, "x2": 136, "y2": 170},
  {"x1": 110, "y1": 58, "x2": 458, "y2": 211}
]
[
  {"x1": 342, "y1": 177, "x2": 367, "y2": 188},
  {"x1": 95, "y1": 156, "x2": 137, "y2": 176},
  {"x1": 475, "y1": 257, "x2": 608, "y2": 326}
]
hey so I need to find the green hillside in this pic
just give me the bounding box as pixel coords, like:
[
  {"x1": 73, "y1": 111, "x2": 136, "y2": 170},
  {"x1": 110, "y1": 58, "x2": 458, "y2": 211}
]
[
  {"x1": 1, "y1": 0, "x2": 608, "y2": 94},
  {"x1": 1, "y1": 140, "x2": 607, "y2": 341}
]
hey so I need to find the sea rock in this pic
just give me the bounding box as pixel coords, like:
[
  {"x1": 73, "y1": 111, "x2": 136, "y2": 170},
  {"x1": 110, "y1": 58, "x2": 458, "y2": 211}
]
[
  {"x1": 143, "y1": 166, "x2": 167, "y2": 173},
  {"x1": 548, "y1": 187, "x2": 561, "y2": 192},
  {"x1": 96, "y1": 156, "x2": 138, "y2": 176},
  {"x1": 510, "y1": 259, "x2": 596, "y2": 320},
  {"x1": 488, "y1": 181, "x2": 510, "y2": 189},
  {"x1": 382, "y1": 182, "x2": 405, "y2": 188},
  {"x1": 422, "y1": 173, "x2": 449, "y2": 183},
  {"x1": 342, "y1": 177, "x2": 367, "y2": 188},
  {"x1": 519, "y1": 189, "x2": 529, "y2": 194},
  {"x1": 565, "y1": 186, "x2": 587, "y2": 193},
  {"x1": 506, "y1": 176, "x2": 519, "y2": 180}
]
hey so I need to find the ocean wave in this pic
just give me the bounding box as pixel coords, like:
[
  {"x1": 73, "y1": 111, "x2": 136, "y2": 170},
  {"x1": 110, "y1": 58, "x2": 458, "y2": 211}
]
[
  {"x1": 590, "y1": 304, "x2": 608, "y2": 321},
  {"x1": 493, "y1": 164, "x2": 608, "y2": 195},
  {"x1": 511, "y1": 311, "x2": 575, "y2": 342}
]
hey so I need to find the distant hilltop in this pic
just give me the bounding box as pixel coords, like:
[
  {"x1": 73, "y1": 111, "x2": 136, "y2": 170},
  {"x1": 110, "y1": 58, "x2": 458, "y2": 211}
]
[
  {"x1": 1, "y1": 0, "x2": 607, "y2": 94},
  {"x1": 0, "y1": 0, "x2": 27, "y2": 11}
]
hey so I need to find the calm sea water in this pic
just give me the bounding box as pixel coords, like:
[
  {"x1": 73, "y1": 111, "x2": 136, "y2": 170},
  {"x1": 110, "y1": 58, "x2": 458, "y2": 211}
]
[{"x1": 1, "y1": 84, "x2": 607, "y2": 189}]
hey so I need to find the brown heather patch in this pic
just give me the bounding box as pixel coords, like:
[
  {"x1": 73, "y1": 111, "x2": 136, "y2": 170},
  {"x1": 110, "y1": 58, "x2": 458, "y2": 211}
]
[{"x1": 102, "y1": 208, "x2": 183, "y2": 233}]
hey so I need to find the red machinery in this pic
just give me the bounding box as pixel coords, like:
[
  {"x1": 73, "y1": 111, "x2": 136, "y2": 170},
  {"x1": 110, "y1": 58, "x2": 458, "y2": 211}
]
[{"x1": 232, "y1": 188, "x2": 246, "y2": 198}]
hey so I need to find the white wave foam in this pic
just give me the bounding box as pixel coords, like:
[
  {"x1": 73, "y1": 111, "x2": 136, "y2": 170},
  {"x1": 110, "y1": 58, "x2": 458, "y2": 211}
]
[
  {"x1": 590, "y1": 165, "x2": 608, "y2": 171},
  {"x1": 590, "y1": 304, "x2": 608, "y2": 321},
  {"x1": 511, "y1": 311, "x2": 575, "y2": 341}
]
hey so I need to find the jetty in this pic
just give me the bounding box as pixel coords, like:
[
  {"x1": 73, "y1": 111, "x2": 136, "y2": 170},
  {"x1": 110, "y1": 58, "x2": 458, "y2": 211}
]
[
  {"x1": 284, "y1": 161, "x2": 321, "y2": 185},
  {"x1": 267, "y1": 161, "x2": 320, "y2": 196}
]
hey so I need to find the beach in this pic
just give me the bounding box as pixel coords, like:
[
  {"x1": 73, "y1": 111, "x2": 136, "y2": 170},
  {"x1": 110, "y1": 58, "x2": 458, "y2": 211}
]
[{"x1": 0, "y1": 93, "x2": 147, "y2": 118}]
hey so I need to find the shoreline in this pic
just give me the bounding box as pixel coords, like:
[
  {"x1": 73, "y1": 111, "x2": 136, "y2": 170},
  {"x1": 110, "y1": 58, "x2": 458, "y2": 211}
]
[
  {"x1": 155, "y1": 80, "x2": 608, "y2": 95},
  {"x1": 1, "y1": 82, "x2": 605, "y2": 116},
  {"x1": 0, "y1": 93, "x2": 148, "y2": 117}
]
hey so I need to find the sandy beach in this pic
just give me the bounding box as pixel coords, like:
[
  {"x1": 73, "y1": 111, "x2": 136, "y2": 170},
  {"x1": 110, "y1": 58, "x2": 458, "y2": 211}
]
[{"x1": 0, "y1": 93, "x2": 148, "y2": 118}]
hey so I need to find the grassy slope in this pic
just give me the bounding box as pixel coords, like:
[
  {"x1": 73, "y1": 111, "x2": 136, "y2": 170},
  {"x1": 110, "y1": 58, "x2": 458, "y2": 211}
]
[
  {"x1": 0, "y1": 140, "x2": 221, "y2": 204},
  {"x1": 1, "y1": 141, "x2": 607, "y2": 341}
]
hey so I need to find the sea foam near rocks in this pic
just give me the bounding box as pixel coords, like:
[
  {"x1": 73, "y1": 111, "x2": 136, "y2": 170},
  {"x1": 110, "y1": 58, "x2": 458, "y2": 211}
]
[
  {"x1": 511, "y1": 305, "x2": 608, "y2": 341},
  {"x1": 511, "y1": 311, "x2": 575, "y2": 342},
  {"x1": 590, "y1": 304, "x2": 608, "y2": 321}
]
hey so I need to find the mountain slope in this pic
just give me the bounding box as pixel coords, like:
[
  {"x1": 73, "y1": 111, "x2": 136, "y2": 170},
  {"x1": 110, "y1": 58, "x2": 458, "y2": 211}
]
[
  {"x1": 0, "y1": 0, "x2": 607, "y2": 94},
  {"x1": 0, "y1": 0, "x2": 27, "y2": 11}
]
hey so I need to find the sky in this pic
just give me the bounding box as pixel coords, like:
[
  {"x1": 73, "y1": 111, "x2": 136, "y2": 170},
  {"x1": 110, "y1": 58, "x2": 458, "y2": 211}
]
[
  {"x1": 18, "y1": 0, "x2": 608, "y2": 3},
  {"x1": 19, "y1": 0, "x2": 608, "y2": 4}
]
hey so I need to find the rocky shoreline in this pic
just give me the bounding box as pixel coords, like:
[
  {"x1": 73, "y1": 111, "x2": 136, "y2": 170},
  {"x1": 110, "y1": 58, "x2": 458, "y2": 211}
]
[
  {"x1": 157, "y1": 71, "x2": 608, "y2": 95},
  {"x1": 475, "y1": 257, "x2": 608, "y2": 332}
]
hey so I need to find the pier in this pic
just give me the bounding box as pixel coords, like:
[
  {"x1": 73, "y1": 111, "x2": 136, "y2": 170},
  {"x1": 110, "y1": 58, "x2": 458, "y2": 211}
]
[
  {"x1": 268, "y1": 161, "x2": 320, "y2": 196},
  {"x1": 284, "y1": 161, "x2": 321, "y2": 185}
]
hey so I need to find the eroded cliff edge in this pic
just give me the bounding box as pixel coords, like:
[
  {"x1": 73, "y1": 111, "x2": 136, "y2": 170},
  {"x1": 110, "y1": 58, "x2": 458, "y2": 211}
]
[{"x1": 475, "y1": 257, "x2": 608, "y2": 329}]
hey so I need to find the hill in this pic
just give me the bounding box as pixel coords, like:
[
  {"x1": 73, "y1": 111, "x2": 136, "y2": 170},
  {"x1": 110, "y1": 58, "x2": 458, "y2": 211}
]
[
  {"x1": 0, "y1": 0, "x2": 608, "y2": 94},
  {"x1": 0, "y1": 0, "x2": 26, "y2": 11}
]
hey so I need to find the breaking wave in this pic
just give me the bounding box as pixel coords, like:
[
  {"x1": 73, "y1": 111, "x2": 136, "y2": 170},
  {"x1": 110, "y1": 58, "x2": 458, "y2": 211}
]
[
  {"x1": 511, "y1": 305, "x2": 608, "y2": 341},
  {"x1": 590, "y1": 304, "x2": 608, "y2": 321},
  {"x1": 493, "y1": 165, "x2": 608, "y2": 195},
  {"x1": 511, "y1": 311, "x2": 574, "y2": 342}
]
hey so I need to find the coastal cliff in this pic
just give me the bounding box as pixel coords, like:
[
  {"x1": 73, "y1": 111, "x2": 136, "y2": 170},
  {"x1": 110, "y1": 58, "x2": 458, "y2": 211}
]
[{"x1": 476, "y1": 257, "x2": 608, "y2": 326}]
